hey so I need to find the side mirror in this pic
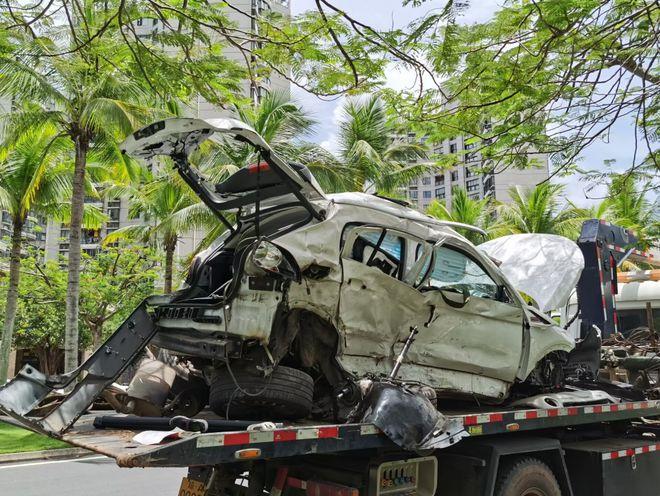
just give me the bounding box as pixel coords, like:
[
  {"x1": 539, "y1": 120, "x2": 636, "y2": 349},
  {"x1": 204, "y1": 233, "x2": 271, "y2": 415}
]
[{"x1": 439, "y1": 287, "x2": 471, "y2": 309}]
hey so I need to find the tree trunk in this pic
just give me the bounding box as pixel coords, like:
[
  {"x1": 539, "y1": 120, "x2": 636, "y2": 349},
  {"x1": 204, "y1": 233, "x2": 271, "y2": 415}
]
[
  {"x1": 0, "y1": 219, "x2": 24, "y2": 383},
  {"x1": 64, "y1": 134, "x2": 88, "y2": 373},
  {"x1": 163, "y1": 236, "x2": 177, "y2": 294},
  {"x1": 91, "y1": 323, "x2": 103, "y2": 351},
  {"x1": 37, "y1": 346, "x2": 63, "y2": 376}
]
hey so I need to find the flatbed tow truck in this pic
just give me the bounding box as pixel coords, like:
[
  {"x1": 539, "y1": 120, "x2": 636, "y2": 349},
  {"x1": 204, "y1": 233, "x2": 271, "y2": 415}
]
[
  {"x1": 2, "y1": 219, "x2": 660, "y2": 496},
  {"x1": 4, "y1": 397, "x2": 659, "y2": 496}
]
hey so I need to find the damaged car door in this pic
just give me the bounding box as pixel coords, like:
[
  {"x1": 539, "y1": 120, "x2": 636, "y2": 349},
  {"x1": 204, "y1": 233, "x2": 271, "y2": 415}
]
[
  {"x1": 413, "y1": 244, "x2": 525, "y2": 401},
  {"x1": 337, "y1": 225, "x2": 434, "y2": 376}
]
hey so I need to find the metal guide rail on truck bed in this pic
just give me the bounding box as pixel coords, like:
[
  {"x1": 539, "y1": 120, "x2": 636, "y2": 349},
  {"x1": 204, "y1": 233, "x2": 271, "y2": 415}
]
[{"x1": 41, "y1": 399, "x2": 660, "y2": 468}]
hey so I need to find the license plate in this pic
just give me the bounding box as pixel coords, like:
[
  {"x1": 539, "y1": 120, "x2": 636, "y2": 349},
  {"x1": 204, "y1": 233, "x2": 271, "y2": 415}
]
[{"x1": 178, "y1": 477, "x2": 206, "y2": 496}]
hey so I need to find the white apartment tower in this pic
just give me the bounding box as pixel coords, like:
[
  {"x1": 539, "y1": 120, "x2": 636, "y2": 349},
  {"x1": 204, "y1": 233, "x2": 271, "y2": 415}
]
[
  {"x1": 406, "y1": 132, "x2": 549, "y2": 211},
  {"x1": 44, "y1": 0, "x2": 291, "y2": 262}
]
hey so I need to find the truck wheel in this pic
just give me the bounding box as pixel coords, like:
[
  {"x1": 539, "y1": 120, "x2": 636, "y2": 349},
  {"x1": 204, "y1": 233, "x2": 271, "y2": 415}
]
[
  {"x1": 495, "y1": 458, "x2": 561, "y2": 496},
  {"x1": 209, "y1": 365, "x2": 313, "y2": 420}
]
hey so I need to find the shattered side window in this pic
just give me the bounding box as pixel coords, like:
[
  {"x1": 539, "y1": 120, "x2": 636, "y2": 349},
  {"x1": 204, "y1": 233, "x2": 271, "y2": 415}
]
[
  {"x1": 427, "y1": 246, "x2": 499, "y2": 300},
  {"x1": 358, "y1": 230, "x2": 403, "y2": 261},
  {"x1": 349, "y1": 229, "x2": 404, "y2": 279}
]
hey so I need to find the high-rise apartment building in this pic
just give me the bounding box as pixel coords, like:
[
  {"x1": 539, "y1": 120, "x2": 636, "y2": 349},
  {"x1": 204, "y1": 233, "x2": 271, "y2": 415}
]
[
  {"x1": 405, "y1": 132, "x2": 549, "y2": 211},
  {"x1": 44, "y1": 0, "x2": 292, "y2": 263}
]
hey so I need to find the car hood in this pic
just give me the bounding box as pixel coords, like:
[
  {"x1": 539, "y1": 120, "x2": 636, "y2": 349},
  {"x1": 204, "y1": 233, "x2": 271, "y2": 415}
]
[{"x1": 479, "y1": 234, "x2": 584, "y2": 312}]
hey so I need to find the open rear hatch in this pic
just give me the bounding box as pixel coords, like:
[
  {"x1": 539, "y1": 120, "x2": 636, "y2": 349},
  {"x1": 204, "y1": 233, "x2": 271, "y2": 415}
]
[
  {"x1": 0, "y1": 119, "x2": 326, "y2": 437},
  {"x1": 120, "y1": 118, "x2": 327, "y2": 229}
]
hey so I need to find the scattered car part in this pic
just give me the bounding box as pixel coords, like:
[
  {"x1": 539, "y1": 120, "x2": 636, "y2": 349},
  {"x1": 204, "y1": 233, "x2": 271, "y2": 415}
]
[
  {"x1": 0, "y1": 302, "x2": 156, "y2": 435},
  {"x1": 390, "y1": 326, "x2": 419, "y2": 379},
  {"x1": 92, "y1": 415, "x2": 257, "y2": 432},
  {"x1": 511, "y1": 389, "x2": 619, "y2": 409},
  {"x1": 124, "y1": 357, "x2": 177, "y2": 416},
  {"x1": 351, "y1": 380, "x2": 468, "y2": 451}
]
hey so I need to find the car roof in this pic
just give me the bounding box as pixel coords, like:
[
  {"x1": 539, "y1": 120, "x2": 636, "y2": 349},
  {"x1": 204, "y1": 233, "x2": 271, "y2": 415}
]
[{"x1": 327, "y1": 192, "x2": 462, "y2": 239}]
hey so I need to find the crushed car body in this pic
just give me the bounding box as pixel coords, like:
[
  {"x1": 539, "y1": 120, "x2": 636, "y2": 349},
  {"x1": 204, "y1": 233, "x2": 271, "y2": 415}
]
[
  {"x1": 0, "y1": 117, "x2": 577, "y2": 435},
  {"x1": 121, "y1": 117, "x2": 575, "y2": 416}
]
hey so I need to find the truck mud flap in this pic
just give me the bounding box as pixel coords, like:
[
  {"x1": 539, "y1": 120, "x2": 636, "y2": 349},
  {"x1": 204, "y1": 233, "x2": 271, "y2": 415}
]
[{"x1": 0, "y1": 302, "x2": 157, "y2": 436}]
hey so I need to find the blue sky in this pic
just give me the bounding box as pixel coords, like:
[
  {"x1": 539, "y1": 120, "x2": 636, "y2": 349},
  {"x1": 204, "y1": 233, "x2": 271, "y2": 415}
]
[{"x1": 289, "y1": 0, "x2": 643, "y2": 206}]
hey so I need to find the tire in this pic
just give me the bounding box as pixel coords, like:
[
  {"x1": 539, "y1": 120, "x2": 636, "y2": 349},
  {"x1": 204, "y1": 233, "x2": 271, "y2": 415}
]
[
  {"x1": 495, "y1": 458, "x2": 562, "y2": 496},
  {"x1": 209, "y1": 365, "x2": 313, "y2": 420},
  {"x1": 167, "y1": 376, "x2": 209, "y2": 417}
]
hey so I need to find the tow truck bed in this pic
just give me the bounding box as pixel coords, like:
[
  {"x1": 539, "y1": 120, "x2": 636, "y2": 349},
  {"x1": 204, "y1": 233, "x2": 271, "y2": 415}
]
[{"x1": 40, "y1": 399, "x2": 660, "y2": 468}]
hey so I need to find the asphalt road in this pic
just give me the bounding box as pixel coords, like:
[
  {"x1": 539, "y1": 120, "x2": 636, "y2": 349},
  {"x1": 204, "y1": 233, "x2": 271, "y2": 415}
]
[{"x1": 0, "y1": 455, "x2": 187, "y2": 496}]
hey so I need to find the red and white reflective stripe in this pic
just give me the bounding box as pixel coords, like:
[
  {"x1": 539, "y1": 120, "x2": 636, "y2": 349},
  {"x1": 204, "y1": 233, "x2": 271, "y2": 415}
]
[
  {"x1": 463, "y1": 413, "x2": 504, "y2": 425},
  {"x1": 196, "y1": 426, "x2": 342, "y2": 448},
  {"x1": 462, "y1": 401, "x2": 657, "y2": 427},
  {"x1": 271, "y1": 467, "x2": 289, "y2": 496},
  {"x1": 602, "y1": 443, "x2": 660, "y2": 461},
  {"x1": 607, "y1": 244, "x2": 654, "y2": 261}
]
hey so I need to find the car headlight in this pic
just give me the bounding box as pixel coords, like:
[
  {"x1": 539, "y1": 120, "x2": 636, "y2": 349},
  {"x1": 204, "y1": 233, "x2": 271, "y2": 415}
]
[
  {"x1": 252, "y1": 240, "x2": 284, "y2": 271},
  {"x1": 248, "y1": 240, "x2": 300, "y2": 281}
]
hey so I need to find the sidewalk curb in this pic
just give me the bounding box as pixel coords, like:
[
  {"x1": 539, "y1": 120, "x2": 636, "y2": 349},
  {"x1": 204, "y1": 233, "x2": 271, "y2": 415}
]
[{"x1": 0, "y1": 447, "x2": 92, "y2": 464}]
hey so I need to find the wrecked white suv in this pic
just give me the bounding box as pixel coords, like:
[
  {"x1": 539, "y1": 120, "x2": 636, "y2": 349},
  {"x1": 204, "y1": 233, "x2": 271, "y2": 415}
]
[{"x1": 121, "y1": 118, "x2": 574, "y2": 420}]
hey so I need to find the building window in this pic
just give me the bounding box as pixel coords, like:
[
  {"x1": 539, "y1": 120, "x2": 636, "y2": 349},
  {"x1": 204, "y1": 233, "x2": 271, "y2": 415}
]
[
  {"x1": 449, "y1": 143, "x2": 457, "y2": 154},
  {"x1": 423, "y1": 190, "x2": 432, "y2": 199},
  {"x1": 435, "y1": 174, "x2": 445, "y2": 185},
  {"x1": 435, "y1": 188, "x2": 445, "y2": 199},
  {"x1": 484, "y1": 174, "x2": 495, "y2": 196},
  {"x1": 421, "y1": 176, "x2": 431, "y2": 185},
  {"x1": 464, "y1": 142, "x2": 475, "y2": 150},
  {"x1": 410, "y1": 190, "x2": 418, "y2": 200},
  {"x1": 466, "y1": 179, "x2": 480, "y2": 192},
  {"x1": 451, "y1": 170, "x2": 459, "y2": 182},
  {"x1": 465, "y1": 152, "x2": 478, "y2": 162},
  {"x1": 136, "y1": 18, "x2": 143, "y2": 26},
  {"x1": 153, "y1": 18, "x2": 158, "y2": 26}
]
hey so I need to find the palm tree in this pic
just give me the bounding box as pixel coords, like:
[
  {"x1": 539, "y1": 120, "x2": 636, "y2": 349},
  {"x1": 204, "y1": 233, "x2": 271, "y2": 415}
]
[
  {"x1": 0, "y1": 28, "x2": 154, "y2": 373},
  {"x1": 497, "y1": 182, "x2": 585, "y2": 239},
  {"x1": 426, "y1": 187, "x2": 500, "y2": 243},
  {"x1": 209, "y1": 91, "x2": 350, "y2": 192},
  {"x1": 605, "y1": 174, "x2": 659, "y2": 249},
  {"x1": 336, "y1": 96, "x2": 431, "y2": 194},
  {"x1": 104, "y1": 170, "x2": 214, "y2": 294},
  {"x1": 0, "y1": 126, "x2": 72, "y2": 382}
]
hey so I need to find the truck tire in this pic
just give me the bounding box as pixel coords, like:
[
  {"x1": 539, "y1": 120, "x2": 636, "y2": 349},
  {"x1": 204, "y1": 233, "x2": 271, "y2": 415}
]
[
  {"x1": 495, "y1": 458, "x2": 561, "y2": 496},
  {"x1": 209, "y1": 365, "x2": 313, "y2": 420}
]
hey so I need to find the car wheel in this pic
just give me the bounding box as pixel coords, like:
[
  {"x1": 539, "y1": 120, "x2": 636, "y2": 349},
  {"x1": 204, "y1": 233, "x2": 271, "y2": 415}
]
[
  {"x1": 209, "y1": 365, "x2": 314, "y2": 420},
  {"x1": 495, "y1": 458, "x2": 561, "y2": 496},
  {"x1": 166, "y1": 376, "x2": 209, "y2": 417}
]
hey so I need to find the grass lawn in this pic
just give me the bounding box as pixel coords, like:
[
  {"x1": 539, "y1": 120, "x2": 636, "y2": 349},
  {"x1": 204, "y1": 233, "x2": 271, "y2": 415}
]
[{"x1": 0, "y1": 421, "x2": 68, "y2": 454}]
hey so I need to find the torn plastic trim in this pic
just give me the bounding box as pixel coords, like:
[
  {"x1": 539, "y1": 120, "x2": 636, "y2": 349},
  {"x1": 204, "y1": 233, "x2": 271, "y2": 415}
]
[{"x1": 352, "y1": 381, "x2": 468, "y2": 451}]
